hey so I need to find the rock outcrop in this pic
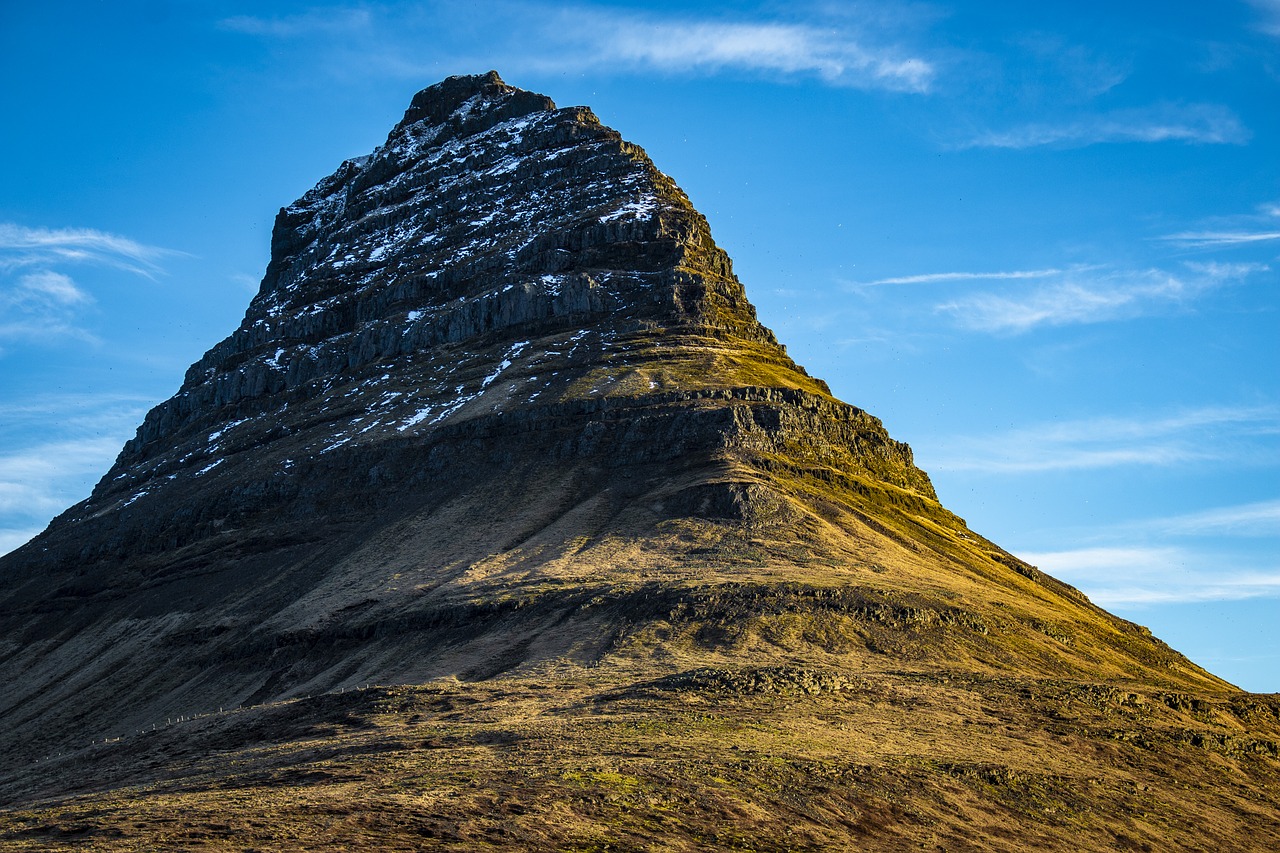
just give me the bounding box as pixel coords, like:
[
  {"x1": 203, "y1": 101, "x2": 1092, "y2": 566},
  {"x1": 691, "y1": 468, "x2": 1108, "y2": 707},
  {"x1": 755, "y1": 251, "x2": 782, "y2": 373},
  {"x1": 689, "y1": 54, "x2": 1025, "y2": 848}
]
[{"x1": 2, "y1": 73, "x2": 1272, "y2": 853}]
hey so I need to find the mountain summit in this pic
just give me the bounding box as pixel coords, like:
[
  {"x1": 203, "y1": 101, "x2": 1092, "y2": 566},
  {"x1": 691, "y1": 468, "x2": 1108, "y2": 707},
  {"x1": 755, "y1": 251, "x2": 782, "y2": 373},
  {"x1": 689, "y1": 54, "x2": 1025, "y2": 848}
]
[{"x1": 1, "y1": 74, "x2": 1276, "y2": 851}]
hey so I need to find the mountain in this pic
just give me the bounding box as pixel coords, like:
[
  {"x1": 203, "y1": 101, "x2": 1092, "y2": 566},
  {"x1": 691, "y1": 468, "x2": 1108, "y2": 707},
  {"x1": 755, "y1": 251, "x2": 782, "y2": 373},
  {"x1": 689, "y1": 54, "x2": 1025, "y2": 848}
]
[{"x1": 1, "y1": 72, "x2": 1276, "y2": 851}]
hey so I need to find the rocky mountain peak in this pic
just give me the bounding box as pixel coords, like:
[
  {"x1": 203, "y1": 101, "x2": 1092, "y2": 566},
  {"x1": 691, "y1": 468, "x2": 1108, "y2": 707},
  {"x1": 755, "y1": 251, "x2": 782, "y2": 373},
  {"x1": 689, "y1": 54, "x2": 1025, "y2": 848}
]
[
  {"x1": 394, "y1": 70, "x2": 554, "y2": 134},
  {"x1": 83, "y1": 71, "x2": 853, "y2": 511},
  {"x1": 0, "y1": 74, "x2": 1241, "y2": 812}
]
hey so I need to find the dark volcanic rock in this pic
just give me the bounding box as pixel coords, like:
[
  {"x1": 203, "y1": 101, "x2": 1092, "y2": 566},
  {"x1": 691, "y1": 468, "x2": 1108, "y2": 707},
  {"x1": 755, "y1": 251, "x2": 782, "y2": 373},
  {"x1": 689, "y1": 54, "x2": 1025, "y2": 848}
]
[
  {"x1": 0, "y1": 73, "x2": 1232, "y2": 775},
  {"x1": 9, "y1": 72, "x2": 925, "y2": 575}
]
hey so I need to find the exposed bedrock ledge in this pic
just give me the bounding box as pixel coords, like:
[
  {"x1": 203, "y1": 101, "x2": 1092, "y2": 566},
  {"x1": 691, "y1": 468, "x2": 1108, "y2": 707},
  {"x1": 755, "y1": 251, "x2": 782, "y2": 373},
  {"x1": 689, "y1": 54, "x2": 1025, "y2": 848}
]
[
  {"x1": 121, "y1": 275, "x2": 778, "y2": 469},
  {"x1": 40, "y1": 388, "x2": 935, "y2": 573}
]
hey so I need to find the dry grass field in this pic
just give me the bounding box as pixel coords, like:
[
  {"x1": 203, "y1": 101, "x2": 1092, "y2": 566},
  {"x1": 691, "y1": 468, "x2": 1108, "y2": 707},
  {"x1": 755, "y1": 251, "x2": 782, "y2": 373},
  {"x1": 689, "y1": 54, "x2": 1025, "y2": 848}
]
[{"x1": 3, "y1": 665, "x2": 1277, "y2": 851}]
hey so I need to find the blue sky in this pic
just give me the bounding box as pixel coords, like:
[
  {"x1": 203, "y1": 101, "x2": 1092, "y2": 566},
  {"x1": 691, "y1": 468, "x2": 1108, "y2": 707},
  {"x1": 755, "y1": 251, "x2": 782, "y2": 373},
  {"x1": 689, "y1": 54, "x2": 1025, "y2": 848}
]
[{"x1": 2, "y1": 1, "x2": 1277, "y2": 690}]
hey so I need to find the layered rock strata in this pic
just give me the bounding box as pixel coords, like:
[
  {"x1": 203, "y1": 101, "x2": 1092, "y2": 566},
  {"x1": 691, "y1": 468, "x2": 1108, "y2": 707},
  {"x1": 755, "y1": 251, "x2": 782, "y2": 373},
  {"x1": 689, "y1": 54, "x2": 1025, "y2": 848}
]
[{"x1": 0, "y1": 73, "x2": 1232, "y2": 774}]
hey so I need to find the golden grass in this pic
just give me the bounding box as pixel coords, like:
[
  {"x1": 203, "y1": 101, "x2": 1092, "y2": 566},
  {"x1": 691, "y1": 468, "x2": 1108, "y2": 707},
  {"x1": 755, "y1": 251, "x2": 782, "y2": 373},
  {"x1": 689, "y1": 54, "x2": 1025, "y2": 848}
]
[{"x1": 2, "y1": 672, "x2": 1275, "y2": 851}]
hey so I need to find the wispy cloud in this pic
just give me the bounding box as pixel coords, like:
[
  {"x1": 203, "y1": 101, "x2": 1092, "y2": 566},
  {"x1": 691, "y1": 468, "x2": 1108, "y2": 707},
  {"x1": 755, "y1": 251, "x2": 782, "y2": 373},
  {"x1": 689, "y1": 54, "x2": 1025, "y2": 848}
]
[
  {"x1": 0, "y1": 270, "x2": 97, "y2": 344},
  {"x1": 0, "y1": 435, "x2": 130, "y2": 557},
  {"x1": 1142, "y1": 499, "x2": 1280, "y2": 537},
  {"x1": 1010, "y1": 35, "x2": 1129, "y2": 103},
  {"x1": 0, "y1": 526, "x2": 44, "y2": 557},
  {"x1": 929, "y1": 405, "x2": 1280, "y2": 474},
  {"x1": 3, "y1": 270, "x2": 91, "y2": 309},
  {"x1": 568, "y1": 14, "x2": 934, "y2": 92},
  {"x1": 219, "y1": 8, "x2": 372, "y2": 37},
  {"x1": 1160, "y1": 201, "x2": 1280, "y2": 249},
  {"x1": 1161, "y1": 230, "x2": 1280, "y2": 249},
  {"x1": 0, "y1": 393, "x2": 150, "y2": 556},
  {"x1": 1047, "y1": 499, "x2": 1280, "y2": 542},
  {"x1": 1018, "y1": 545, "x2": 1280, "y2": 606},
  {"x1": 960, "y1": 103, "x2": 1249, "y2": 149},
  {"x1": 221, "y1": 2, "x2": 936, "y2": 93},
  {"x1": 933, "y1": 261, "x2": 1264, "y2": 334},
  {"x1": 0, "y1": 223, "x2": 179, "y2": 345},
  {"x1": 856, "y1": 268, "x2": 1067, "y2": 287},
  {"x1": 0, "y1": 437, "x2": 124, "y2": 516},
  {"x1": 1248, "y1": 0, "x2": 1280, "y2": 37},
  {"x1": 0, "y1": 222, "x2": 177, "y2": 278},
  {"x1": 1006, "y1": 496, "x2": 1280, "y2": 609},
  {"x1": 0, "y1": 391, "x2": 154, "y2": 436}
]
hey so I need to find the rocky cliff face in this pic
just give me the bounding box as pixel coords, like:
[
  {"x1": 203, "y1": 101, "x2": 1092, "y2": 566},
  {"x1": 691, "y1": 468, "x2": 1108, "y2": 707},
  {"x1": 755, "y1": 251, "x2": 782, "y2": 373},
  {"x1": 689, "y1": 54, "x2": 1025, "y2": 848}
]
[
  {"x1": 115, "y1": 70, "x2": 814, "y2": 468},
  {"x1": 0, "y1": 73, "x2": 1234, "y2": 784},
  {"x1": 6, "y1": 71, "x2": 931, "y2": 577}
]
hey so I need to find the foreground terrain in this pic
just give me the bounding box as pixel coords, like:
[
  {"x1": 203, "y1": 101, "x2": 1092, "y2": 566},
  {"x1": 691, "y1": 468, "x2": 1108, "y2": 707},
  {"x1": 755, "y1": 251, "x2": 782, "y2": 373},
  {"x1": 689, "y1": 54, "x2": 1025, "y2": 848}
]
[{"x1": 2, "y1": 666, "x2": 1277, "y2": 851}]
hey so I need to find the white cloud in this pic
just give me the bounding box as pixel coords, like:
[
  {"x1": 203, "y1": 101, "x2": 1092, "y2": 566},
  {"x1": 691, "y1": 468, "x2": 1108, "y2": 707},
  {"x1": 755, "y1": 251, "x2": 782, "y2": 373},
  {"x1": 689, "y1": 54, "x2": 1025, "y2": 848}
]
[
  {"x1": 0, "y1": 525, "x2": 44, "y2": 557},
  {"x1": 1022, "y1": 545, "x2": 1181, "y2": 576},
  {"x1": 0, "y1": 436, "x2": 125, "y2": 516},
  {"x1": 1161, "y1": 230, "x2": 1280, "y2": 249},
  {"x1": 577, "y1": 16, "x2": 934, "y2": 92},
  {"x1": 1017, "y1": 545, "x2": 1280, "y2": 606},
  {"x1": 929, "y1": 405, "x2": 1279, "y2": 474},
  {"x1": 0, "y1": 222, "x2": 176, "y2": 278},
  {"x1": 1003, "y1": 496, "x2": 1280, "y2": 609},
  {"x1": 0, "y1": 223, "x2": 179, "y2": 345},
  {"x1": 220, "y1": 8, "x2": 372, "y2": 37},
  {"x1": 0, "y1": 394, "x2": 151, "y2": 556},
  {"x1": 1161, "y1": 201, "x2": 1280, "y2": 249},
  {"x1": 857, "y1": 268, "x2": 1066, "y2": 287},
  {"x1": 0, "y1": 391, "x2": 153, "y2": 426},
  {"x1": 933, "y1": 262, "x2": 1263, "y2": 334},
  {"x1": 0, "y1": 271, "x2": 97, "y2": 344},
  {"x1": 230, "y1": 272, "x2": 262, "y2": 293},
  {"x1": 221, "y1": 2, "x2": 935, "y2": 93},
  {"x1": 7, "y1": 271, "x2": 92, "y2": 308},
  {"x1": 1145, "y1": 499, "x2": 1280, "y2": 537},
  {"x1": 960, "y1": 103, "x2": 1249, "y2": 149},
  {"x1": 0, "y1": 319, "x2": 97, "y2": 346}
]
